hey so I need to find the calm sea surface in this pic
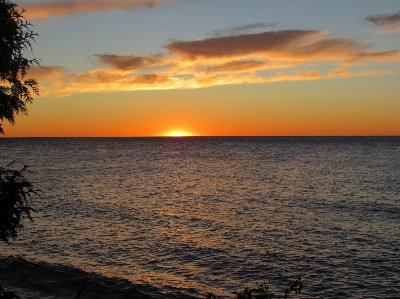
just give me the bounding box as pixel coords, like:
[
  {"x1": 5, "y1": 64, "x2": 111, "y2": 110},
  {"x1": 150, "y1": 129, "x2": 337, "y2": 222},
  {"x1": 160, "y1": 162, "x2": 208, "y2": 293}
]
[{"x1": 0, "y1": 137, "x2": 399, "y2": 299}]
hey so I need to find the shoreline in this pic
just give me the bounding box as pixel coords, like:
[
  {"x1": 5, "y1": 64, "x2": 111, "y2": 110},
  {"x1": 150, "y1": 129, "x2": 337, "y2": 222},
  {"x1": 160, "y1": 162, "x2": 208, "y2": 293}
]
[{"x1": 0, "y1": 255, "x2": 156, "y2": 299}]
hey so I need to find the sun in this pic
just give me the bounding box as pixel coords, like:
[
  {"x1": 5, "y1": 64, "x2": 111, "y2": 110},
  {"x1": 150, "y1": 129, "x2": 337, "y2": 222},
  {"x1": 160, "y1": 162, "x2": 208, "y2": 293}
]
[{"x1": 164, "y1": 130, "x2": 192, "y2": 137}]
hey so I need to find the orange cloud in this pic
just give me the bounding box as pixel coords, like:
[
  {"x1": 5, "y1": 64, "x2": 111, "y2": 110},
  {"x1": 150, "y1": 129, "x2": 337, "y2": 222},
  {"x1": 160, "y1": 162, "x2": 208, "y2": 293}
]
[
  {"x1": 327, "y1": 68, "x2": 394, "y2": 78},
  {"x1": 37, "y1": 68, "x2": 179, "y2": 96},
  {"x1": 366, "y1": 11, "x2": 400, "y2": 33},
  {"x1": 166, "y1": 30, "x2": 323, "y2": 59},
  {"x1": 166, "y1": 30, "x2": 400, "y2": 64},
  {"x1": 27, "y1": 67, "x2": 68, "y2": 80},
  {"x1": 22, "y1": 0, "x2": 176, "y2": 20},
  {"x1": 34, "y1": 30, "x2": 400, "y2": 96},
  {"x1": 204, "y1": 60, "x2": 266, "y2": 73},
  {"x1": 265, "y1": 70, "x2": 323, "y2": 82},
  {"x1": 94, "y1": 54, "x2": 164, "y2": 71}
]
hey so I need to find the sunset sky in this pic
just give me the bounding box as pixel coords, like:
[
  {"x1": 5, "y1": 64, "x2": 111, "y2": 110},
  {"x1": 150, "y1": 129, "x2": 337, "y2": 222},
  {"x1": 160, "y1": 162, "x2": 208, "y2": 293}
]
[{"x1": 3, "y1": 0, "x2": 400, "y2": 137}]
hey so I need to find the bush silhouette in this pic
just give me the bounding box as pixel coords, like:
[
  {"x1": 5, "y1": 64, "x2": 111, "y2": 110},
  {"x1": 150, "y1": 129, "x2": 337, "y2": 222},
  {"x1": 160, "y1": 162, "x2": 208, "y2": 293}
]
[{"x1": 0, "y1": 162, "x2": 39, "y2": 243}]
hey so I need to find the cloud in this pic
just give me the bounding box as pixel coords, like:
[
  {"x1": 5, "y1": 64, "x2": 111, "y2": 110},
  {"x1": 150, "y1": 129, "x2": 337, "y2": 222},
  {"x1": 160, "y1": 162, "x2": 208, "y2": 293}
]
[
  {"x1": 166, "y1": 30, "x2": 324, "y2": 59},
  {"x1": 204, "y1": 60, "x2": 267, "y2": 73},
  {"x1": 27, "y1": 67, "x2": 68, "y2": 80},
  {"x1": 327, "y1": 68, "x2": 394, "y2": 78},
  {"x1": 366, "y1": 11, "x2": 400, "y2": 33},
  {"x1": 265, "y1": 70, "x2": 322, "y2": 82},
  {"x1": 35, "y1": 69, "x2": 174, "y2": 96},
  {"x1": 22, "y1": 0, "x2": 177, "y2": 20},
  {"x1": 211, "y1": 22, "x2": 277, "y2": 37},
  {"x1": 167, "y1": 30, "x2": 400, "y2": 63},
  {"x1": 35, "y1": 30, "x2": 399, "y2": 96},
  {"x1": 26, "y1": 67, "x2": 68, "y2": 92},
  {"x1": 93, "y1": 54, "x2": 164, "y2": 70}
]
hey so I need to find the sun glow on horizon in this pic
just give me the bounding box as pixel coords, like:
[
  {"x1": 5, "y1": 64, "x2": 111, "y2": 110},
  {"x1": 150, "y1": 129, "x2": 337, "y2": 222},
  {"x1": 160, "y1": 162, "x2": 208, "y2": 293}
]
[{"x1": 164, "y1": 130, "x2": 193, "y2": 137}]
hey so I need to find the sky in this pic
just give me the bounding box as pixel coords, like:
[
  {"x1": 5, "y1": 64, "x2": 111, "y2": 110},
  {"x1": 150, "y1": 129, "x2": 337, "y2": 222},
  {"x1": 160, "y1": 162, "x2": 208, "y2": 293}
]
[{"x1": 3, "y1": 0, "x2": 400, "y2": 137}]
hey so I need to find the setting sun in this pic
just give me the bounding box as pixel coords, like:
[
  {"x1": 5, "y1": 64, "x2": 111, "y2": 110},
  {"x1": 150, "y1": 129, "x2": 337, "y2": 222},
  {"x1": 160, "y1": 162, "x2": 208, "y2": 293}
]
[{"x1": 164, "y1": 130, "x2": 193, "y2": 137}]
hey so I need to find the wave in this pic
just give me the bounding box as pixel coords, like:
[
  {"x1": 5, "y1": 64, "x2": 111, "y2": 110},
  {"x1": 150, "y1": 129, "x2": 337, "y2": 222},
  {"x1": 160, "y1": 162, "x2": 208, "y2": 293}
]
[{"x1": 0, "y1": 255, "x2": 196, "y2": 299}]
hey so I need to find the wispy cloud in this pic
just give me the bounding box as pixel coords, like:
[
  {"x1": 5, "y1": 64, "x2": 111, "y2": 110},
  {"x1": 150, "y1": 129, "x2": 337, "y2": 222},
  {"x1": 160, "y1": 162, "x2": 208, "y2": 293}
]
[
  {"x1": 33, "y1": 30, "x2": 400, "y2": 96},
  {"x1": 211, "y1": 22, "x2": 277, "y2": 37},
  {"x1": 204, "y1": 60, "x2": 267, "y2": 73},
  {"x1": 327, "y1": 68, "x2": 394, "y2": 78},
  {"x1": 366, "y1": 11, "x2": 400, "y2": 33},
  {"x1": 28, "y1": 67, "x2": 68, "y2": 81},
  {"x1": 166, "y1": 30, "x2": 323, "y2": 59},
  {"x1": 93, "y1": 54, "x2": 165, "y2": 71},
  {"x1": 22, "y1": 0, "x2": 177, "y2": 20},
  {"x1": 166, "y1": 30, "x2": 400, "y2": 64}
]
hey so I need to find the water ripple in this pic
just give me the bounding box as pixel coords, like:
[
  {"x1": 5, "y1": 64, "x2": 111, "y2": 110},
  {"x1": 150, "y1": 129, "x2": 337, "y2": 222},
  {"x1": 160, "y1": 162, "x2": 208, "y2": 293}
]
[{"x1": 1, "y1": 137, "x2": 399, "y2": 299}]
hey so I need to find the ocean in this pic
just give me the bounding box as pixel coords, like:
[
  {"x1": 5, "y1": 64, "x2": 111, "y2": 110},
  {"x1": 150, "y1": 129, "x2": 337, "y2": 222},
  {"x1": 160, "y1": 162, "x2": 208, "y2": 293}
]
[{"x1": 0, "y1": 137, "x2": 399, "y2": 299}]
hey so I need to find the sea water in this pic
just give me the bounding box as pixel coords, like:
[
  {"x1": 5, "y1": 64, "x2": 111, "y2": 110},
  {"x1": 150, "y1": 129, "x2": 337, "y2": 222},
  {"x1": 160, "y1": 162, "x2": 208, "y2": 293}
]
[{"x1": 0, "y1": 137, "x2": 399, "y2": 299}]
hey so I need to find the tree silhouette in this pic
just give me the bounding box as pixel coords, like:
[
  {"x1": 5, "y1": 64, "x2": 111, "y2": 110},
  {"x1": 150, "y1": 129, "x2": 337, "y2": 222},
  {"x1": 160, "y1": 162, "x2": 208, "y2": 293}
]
[
  {"x1": 0, "y1": 0, "x2": 39, "y2": 134},
  {"x1": 1, "y1": 0, "x2": 39, "y2": 243},
  {"x1": 0, "y1": 162, "x2": 38, "y2": 243}
]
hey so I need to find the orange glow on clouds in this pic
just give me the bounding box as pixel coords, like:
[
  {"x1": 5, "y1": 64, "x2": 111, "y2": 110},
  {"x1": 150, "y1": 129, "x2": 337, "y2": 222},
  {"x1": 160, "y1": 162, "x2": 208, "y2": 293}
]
[
  {"x1": 23, "y1": 0, "x2": 177, "y2": 20},
  {"x1": 27, "y1": 28, "x2": 400, "y2": 97}
]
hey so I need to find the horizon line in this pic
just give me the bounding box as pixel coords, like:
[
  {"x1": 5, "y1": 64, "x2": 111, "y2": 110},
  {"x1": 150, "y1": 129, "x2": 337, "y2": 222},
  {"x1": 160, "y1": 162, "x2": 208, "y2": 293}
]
[{"x1": 2, "y1": 135, "x2": 399, "y2": 139}]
